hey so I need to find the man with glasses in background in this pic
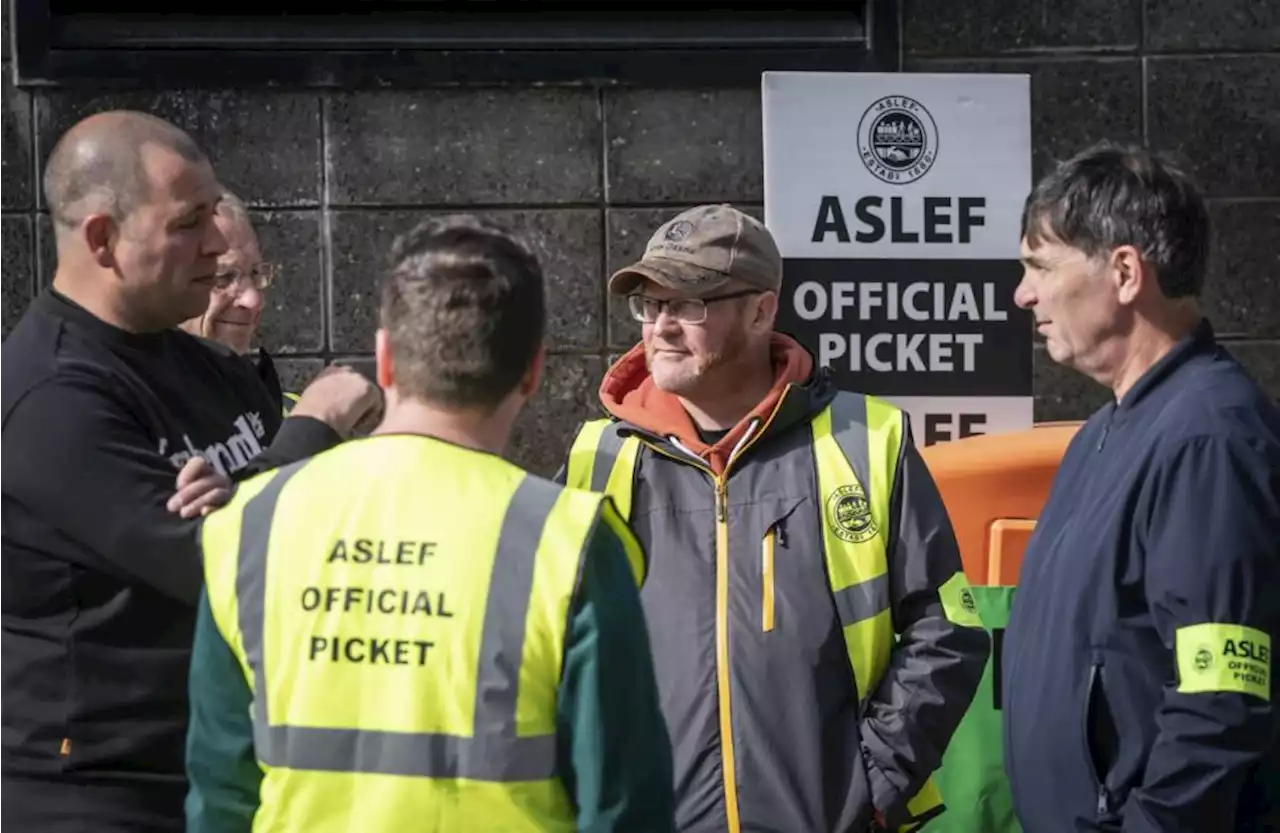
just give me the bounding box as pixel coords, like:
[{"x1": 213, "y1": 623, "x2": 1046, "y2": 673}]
[
  {"x1": 179, "y1": 190, "x2": 299, "y2": 414},
  {"x1": 558, "y1": 204, "x2": 988, "y2": 832}
]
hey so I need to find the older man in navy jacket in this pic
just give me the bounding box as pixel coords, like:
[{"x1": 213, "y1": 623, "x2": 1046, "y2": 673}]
[{"x1": 1001, "y1": 140, "x2": 1280, "y2": 832}]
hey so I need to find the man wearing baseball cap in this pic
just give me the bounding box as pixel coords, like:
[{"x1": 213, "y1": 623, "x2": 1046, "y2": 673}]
[{"x1": 558, "y1": 204, "x2": 988, "y2": 832}]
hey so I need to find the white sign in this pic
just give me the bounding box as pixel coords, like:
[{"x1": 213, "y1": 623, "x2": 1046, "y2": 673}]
[{"x1": 763, "y1": 71, "x2": 1034, "y2": 446}]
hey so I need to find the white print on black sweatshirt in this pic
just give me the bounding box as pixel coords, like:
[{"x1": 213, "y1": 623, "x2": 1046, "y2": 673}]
[{"x1": 157, "y1": 410, "x2": 269, "y2": 476}]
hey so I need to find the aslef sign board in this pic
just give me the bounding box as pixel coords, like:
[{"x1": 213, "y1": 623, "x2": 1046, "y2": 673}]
[{"x1": 762, "y1": 71, "x2": 1034, "y2": 446}]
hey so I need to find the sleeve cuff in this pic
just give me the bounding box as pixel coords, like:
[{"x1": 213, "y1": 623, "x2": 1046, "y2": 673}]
[
  {"x1": 273, "y1": 415, "x2": 343, "y2": 459},
  {"x1": 237, "y1": 416, "x2": 343, "y2": 481},
  {"x1": 864, "y1": 746, "x2": 905, "y2": 826}
]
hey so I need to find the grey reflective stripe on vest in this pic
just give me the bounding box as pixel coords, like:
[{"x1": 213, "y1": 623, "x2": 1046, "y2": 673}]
[
  {"x1": 832, "y1": 573, "x2": 890, "y2": 627},
  {"x1": 589, "y1": 422, "x2": 627, "y2": 493},
  {"x1": 236, "y1": 463, "x2": 565, "y2": 781},
  {"x1": 825, "y1": 393, "x2": 891, "y2": 627}
]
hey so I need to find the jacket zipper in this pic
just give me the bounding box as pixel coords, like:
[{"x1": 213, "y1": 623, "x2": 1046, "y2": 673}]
[
  {"x1": 713, "y1": 477, "x2": 740, "y2": 833},
  {"x1": 761, "y1": 525, "x2": 776, "y2": 632},
  {"x1": 636, "y1": 400, "x2": 788, "y2": 833},
  {"x1": 1083, "y1": 662, "x2": 1112, "y2": 818},
  {"x1": 633, "y1": 440, "x2": 744, "y2": 832}
]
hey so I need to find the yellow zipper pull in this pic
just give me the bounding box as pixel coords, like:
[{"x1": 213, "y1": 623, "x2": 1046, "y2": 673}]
[
  {"x1": 762, "y1": 526, "x2": 776, "y2": 633},
  {"x1": 716, "y1": 480, "x2": 727, "y2": 522}
]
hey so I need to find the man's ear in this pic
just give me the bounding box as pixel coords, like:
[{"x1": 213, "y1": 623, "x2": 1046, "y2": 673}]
[
  {"x1": 375, "y1": 328, "x2": 394, "y2": 390},
  {"x1": 753, "y1": 290, "x2": 780, "y2": 333},
  {"x1": 518, "y1": 344, "x2": 546, "y2": 400},
  {"x1": 1111, "y1": 244, "x2": 1146, "y2": 306},
  {"x1": 83, "y1": 214, "x2": 119, "y2": 271}
]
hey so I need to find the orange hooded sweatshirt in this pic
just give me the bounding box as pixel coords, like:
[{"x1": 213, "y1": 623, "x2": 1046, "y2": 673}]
[{"x1": 598, "y1": 333, "x2": 814, "y2": 476}]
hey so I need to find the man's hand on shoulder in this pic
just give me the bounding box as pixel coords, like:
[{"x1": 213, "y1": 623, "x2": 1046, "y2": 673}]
[
  {"x1": 289, "y1": 365, "x2": 384, "y2": 439},
  {"x1": 167, "y1": 457, "x2": 234, "y2": 519}
]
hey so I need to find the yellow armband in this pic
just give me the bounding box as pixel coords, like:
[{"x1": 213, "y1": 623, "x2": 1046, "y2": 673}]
[{"x1": 1176, "y1": 623, "x2": 1271, "y2": 701}]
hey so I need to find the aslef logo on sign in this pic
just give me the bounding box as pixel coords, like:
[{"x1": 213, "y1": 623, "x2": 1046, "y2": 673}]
[
  {"x1": 762, "y1": 71, "x2": 1034, "y2": 448},
  {"x1": 858, "y1": 95, "x2": 939, "y2": 185}
]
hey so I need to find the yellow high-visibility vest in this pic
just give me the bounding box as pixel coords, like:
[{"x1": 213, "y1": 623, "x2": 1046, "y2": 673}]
[
  {"x1": 200, "y1": 434, "x2": 644, "y2": 833},
  {"x1": 566, "y1": 392, "x2": 948, "y2": 832}
]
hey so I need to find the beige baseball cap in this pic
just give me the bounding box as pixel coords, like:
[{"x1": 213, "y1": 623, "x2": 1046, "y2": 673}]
[{"x1": 608, "y1": 204, "x2": 783, "y2": 298}]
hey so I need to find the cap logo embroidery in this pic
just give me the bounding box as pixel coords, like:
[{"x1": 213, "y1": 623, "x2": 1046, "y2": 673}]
[{"x1": 664, "y1": 220, "x2": 694, "y2": 242}]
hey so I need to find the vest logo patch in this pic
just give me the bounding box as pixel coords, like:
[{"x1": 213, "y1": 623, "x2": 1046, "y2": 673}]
[{"x1": 826, "y1": 484, "x2": 878, "y2": 543}]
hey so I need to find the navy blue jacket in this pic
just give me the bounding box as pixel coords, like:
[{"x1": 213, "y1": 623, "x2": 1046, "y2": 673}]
[{"x1": 1003, "y1": 320, "x2": 1280, "y2": 832}]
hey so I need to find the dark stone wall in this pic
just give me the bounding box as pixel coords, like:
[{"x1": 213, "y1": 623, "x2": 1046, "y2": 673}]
[
  {"x1": 3, "y1": 1, "x2": 1277, "y2": 477},
  {"x1": 905, "y1": 0, "x2": 1280, "y2": 431}
]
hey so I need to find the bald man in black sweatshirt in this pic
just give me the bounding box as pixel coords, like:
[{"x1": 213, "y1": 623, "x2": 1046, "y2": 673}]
[{"x1": 1, "y1": 110, "x2": 382, "y2": 833}]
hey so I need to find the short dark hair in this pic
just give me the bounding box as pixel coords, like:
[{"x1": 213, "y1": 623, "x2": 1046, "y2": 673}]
[
  {"x1": 380, "y1": 215, "x2": 546, "y2": 411},
  {"x1": 44, "y1": 111, "x2": 205, "y2": 231},
  {"x1": 1021, "y1": 140, "x2": 1210, "y2": 299}
]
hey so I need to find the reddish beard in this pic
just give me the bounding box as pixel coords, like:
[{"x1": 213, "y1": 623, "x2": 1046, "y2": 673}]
[{"x1": 645, "y1": 324, "x2": 748, "y2": 394}]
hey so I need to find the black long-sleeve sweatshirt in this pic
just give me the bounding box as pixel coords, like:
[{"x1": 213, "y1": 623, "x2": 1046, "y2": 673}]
[{"x1": 1, "y1": 289, "x2": 341, "y2": 833}]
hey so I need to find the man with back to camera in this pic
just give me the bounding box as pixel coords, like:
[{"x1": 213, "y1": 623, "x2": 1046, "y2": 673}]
[
  {"x1": 558, "y1": 203, "x2": 989, "y2": 832},
  {"x1": 184, "y1": 214, "x2": 676, "y2": 833},
  {"x1": 1001, "y1": 141, "x2": 1280, "y2": 832},
  {"x1": 1, "y1": 110, "x2": 382, "y2": 832}
]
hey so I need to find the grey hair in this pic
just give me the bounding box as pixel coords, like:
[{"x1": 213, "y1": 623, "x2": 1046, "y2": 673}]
[{"x1": 216, "y1": 189, "x2": 251, "y2": 228}]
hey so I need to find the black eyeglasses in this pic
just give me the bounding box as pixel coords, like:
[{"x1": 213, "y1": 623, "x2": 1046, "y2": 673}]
[{"x1": 627, "y1": 289, "x2": 762, "y2": 324}]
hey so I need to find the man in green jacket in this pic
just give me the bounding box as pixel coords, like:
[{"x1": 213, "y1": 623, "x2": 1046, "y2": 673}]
[{"x1": 183, "y1": 214, "x2": 676, "y2": 833}]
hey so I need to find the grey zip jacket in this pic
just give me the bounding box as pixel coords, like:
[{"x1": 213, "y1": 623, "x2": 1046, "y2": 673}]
[{"x1": 557, "y1": 336, "x2": 989, "y2": 833}]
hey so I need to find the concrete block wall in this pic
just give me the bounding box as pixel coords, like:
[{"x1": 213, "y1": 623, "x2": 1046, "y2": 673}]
[{"x1": 3, "y1": 1, "x2": 1277, "y2": 477}]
